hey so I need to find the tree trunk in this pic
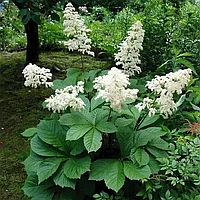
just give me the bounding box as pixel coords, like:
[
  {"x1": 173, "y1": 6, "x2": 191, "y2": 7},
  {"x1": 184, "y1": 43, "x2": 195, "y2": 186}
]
[{"x1": 25, "y1": 19, "x2": 39, "y2": 65}]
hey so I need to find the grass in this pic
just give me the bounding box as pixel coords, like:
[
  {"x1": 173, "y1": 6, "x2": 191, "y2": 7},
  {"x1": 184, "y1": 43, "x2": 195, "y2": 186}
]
[{"x1": 0, "y1": 50, "x2": 111, "y2": 200}]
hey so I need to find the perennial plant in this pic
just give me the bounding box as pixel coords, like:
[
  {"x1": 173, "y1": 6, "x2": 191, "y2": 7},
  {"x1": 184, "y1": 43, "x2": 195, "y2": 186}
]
[{"x1": 21, "y1": 3, "x2": 199, "y2": 200}]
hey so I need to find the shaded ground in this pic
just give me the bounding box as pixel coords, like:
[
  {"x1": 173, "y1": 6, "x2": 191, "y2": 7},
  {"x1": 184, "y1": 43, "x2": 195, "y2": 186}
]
[{"x1": 0, "y1": 51, "x2": 110, "y2": 200}]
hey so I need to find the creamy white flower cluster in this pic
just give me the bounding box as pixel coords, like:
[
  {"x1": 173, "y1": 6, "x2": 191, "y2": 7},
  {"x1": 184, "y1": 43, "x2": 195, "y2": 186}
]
[
  {"x1": 135, "y1": 97, "x2": 157, "y2": 117},
  {"x1": 93, "y1": 67, "x2": 139, "y2": 111},
  {"x1": 63, "y1": 3, "x2": 94, "y2": 56},
  {"x1": 22, "y1": 63, "x2": 53, "y2": 88},
  {"x1": 115, "y1": 21, "x2": 145, "y2": 77},
  {"x1": 144, "y1": 68, "x2": 192, "y2": 117},
  {"x1": 45, "y1": 81, "x2": 85, "y2": 113}
]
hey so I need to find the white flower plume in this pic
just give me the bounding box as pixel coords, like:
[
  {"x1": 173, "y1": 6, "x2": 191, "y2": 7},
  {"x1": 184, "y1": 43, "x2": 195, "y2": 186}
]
[
  {"x1": 63, "y1": 2, "x2": 94, "y2": 56},
  {"x1": 115, "y1": 20, "x2": 145, "y2": 77},
  {"x1": 22, "y1": 63, "x2": 53, "y2": 88},
  {"x1": 93, "y1": 67, "x2": 138, "y2": 111},
  {"x1": 45, "y1": 81, "x2": 85, "y2": 113},
  {"x1": 135, "y1": 97, "x2": 157, "y2": 117},
  {"x1": 145, "y1": 68, "x2": 192, "y2": 117}
]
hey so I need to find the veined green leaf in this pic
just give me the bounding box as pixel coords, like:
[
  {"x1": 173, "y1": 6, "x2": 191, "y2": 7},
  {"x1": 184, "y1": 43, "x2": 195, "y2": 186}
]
[
  {"x1": 176, "y1": 94, "x2": 186, "y2": 107},
  {"x1": 116, "y1": 127, "x2": 134, "y2": 157},
  {"x1": 176, "y1": 58, "x2": 198, "y2": 76},
  {"x1": 19, "y1": 8, "x2": 28, "y2": 17},
  {"x1": 59, "y1": 112, "x2": 89, "y2": 126},
  {"x1": 134, "y1": 148, "x2": 150, "y2": 167},
  {"x1": 89, "y1": 159, "x2": 114, "y2": 181},
  {"x1": 90, "y1": 159, "x2": 125, "y2": 192},
  {"x1": 123, "y1": 161, "x2": 151, "y2": 180},
  {"x1": 31, "y1": 135, "x2": 66, "y2": 157},
  {"x1": 53, "y1": 167, "x2": 76, "y2": 189},
  {"x1": 52, "y1": 78, "x2": 76, "y2": 90},
  {"x1": 66, "y1": 68, "x2": 81, "y2": 77},
  {"x1": 91, "y1": 96, "x2": 105, "y2": 111},
  {"x1": 96, "y1": 121, "x2": 117, "y2": 133},
  {"x1": 66, "y1": 124, "x2": 92, "y2": 141},
  {"x1": 84, "y1": 128, "x2": 102, "y2": 152},
  {"x1": 146, "y1": 146, "x2": 168, "y2": 158},
  {"x1": 37, "y1": 157, "x2": 63, "y2": 184},
  {"x1": 85, "y1": 81, "x2": 93, "y2": 93},
  {"x1": 148, "y1": 156, "x2": 160, "y2": 174},
  {"x1": 22, "y1": 173, "x2": 54, "y2": 198},
  {"x1": 115, "y1": 118, "x2": 134, "y2": 127},
  {"x1": 21, "y1": 127, "x2": 36, "y2": 137},
  {"x1": 93, "y1": 108, "x2": 109, "y2": 124},
  {"x1": 149, "y1": 137, "x2": 169, "y2": 150},
  {"x1": 23, "y1": 152, "x2": 44, "y2": 174},
  {"x1": 134, "y1": 127, "x2": 166, "y2": 147},
  {"x1": 64, "y1": 156, "x2": 91, "y2": 179},
  {"x1": 89, "y1": 69, "x2": 101, "y2": 81},
  {"x1": 130, "y1": 106, "x2": 140, "y2": 121},
  {"x1": 69, "y1": 139, "x2": 85, "y2": 156},
  {"x1": 104, "y1": 160, "x2": 125, "y2": 192},
  {"x1": 138, "y1": 115, "x2": 160, "y2": 130},
  {"x1": 37, "y1": 120, "x2": 68, "y2": 151}
]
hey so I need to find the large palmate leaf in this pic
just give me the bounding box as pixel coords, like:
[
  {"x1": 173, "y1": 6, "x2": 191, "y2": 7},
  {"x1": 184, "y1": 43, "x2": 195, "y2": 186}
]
[
  {"x1": 89, "y1": 159, "x2": 114, "y2": 181},
  {"x1": 148, "y1": 137, "x2": 169, "y2": 150},
  {"x1": 66, "y1": 124, "x2": 92, "y2": 141},
  {"x1": 134, "y1": 148, "x2": 150, "y2": 167},
  {"x1": 68, "y1": 139, "x2": 85, "y2": 156},
  {"x1": 146, "y1": 146, "x2": 168, "y2": 158},
  {"x1": 64, "y1": 156, "x2": 91, "y2": 179},
  {"x1": 84, "y1": 128, "x2": 102, "y2": 152},
  {"x1": 138, "y1": 114, "x2": 160, "y2": 129},
  {"x1": 59, "y1": 112, "x2": 89, "y2": 126},
  {"x1": 89, "y1": 159, "x2": 125, "y2": 192},
  {"x1": 116, "y1": 127, "x2": 134, "y2": 157},
  {"x1": 133, "y1": 127, "x2": 166, "y2": 147},
  {"x1": 37, "y1": 120, "x2": 68, "y2": 151},
  {"x1": 22, "y1": 173, "x2": 54, "y2": 198},
  {"x1": 123, "y1": 161, "x2": 151, "y2": 180},
  {"x1": 23, "y1": 152, "x2": 44, "y2": 174},
  {"x1": 53, "y1": 166, "x2": 76, "y2": 189},
  {"x1": 115, "y1": 117, "x2": 134, "y2": 127},
  {"x1": 91, "y1": 96, "x2": 105, "y2": 111},
  {"x1": 37, "y1": 157, "x2": 63, "y2": 184},
  {"x1": 31, "y1": 135, "x2": 66, "y2": 157},
  {"x1": 96, "y1": 121, "x2": 117, "y2": 133},
  {"x1": 104, "y1": 160, "x2": 125, "y2": 192}
]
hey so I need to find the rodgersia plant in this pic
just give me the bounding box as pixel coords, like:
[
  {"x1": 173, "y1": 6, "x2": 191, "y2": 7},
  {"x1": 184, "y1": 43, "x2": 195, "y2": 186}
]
[
  {"x1": 21, "y1": 62, "x2": 196, "y2": 199},
  {"x1": 21, "y1": 10, "x2": 198, "y2": 199}
]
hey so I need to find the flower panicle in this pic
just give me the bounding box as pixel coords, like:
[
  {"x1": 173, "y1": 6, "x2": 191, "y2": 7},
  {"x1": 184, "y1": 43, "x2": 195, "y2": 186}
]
[
  {"x1": 22, "y1": 63, "x2": 53, "y2": 88},
  {"x1": 115, "y1": 20, "x2": 145, "y2": 77},
  {"x1": 45, "y1": 81, "x2": 85, "y2": 113},
  {"x1": 63, "y1": 2, "x2": 94, "y2": 56},
  {"x1": 140, "y1": 68, "x2": 192, "y2": 117},
  {"x1": 93, "y1": 67, "x2": 138, "y2": 111}
]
